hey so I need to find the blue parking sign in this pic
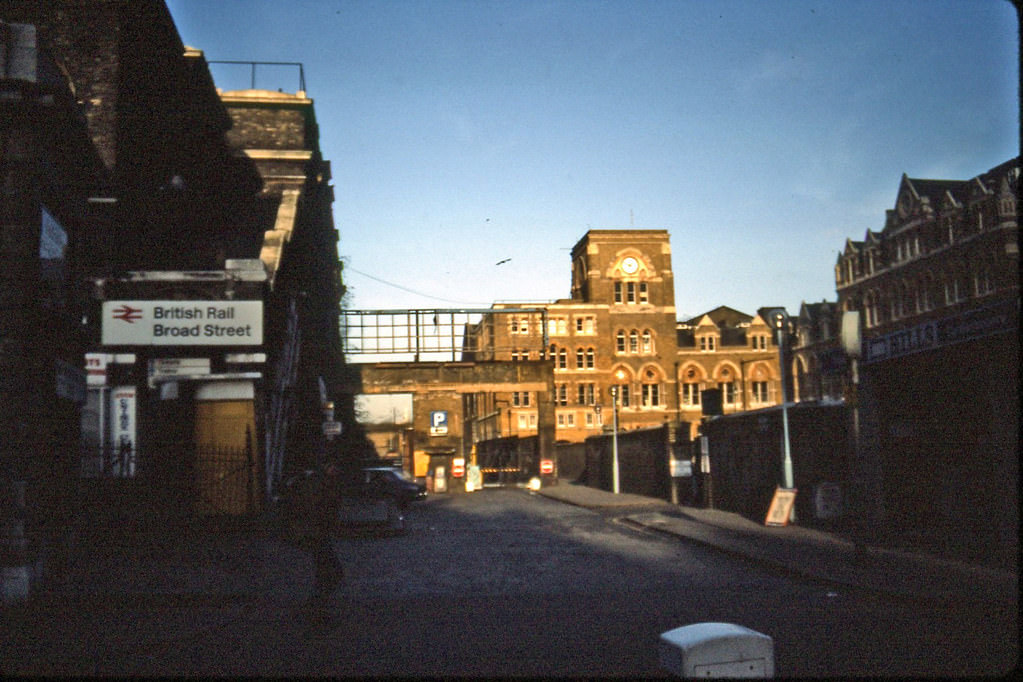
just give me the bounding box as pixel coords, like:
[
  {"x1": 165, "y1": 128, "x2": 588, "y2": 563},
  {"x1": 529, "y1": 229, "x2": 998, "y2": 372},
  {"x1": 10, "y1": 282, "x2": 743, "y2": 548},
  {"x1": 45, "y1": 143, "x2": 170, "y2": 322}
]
[{"x1": 430, "y1": 410, "x2": 448, "y2": 435}]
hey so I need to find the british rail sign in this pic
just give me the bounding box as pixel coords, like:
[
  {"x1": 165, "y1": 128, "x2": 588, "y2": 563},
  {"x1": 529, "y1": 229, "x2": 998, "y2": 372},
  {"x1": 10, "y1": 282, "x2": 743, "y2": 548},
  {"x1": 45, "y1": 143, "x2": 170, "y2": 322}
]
[{"x1": 102, "y1": 300, "x2": 263, "y2": 346}]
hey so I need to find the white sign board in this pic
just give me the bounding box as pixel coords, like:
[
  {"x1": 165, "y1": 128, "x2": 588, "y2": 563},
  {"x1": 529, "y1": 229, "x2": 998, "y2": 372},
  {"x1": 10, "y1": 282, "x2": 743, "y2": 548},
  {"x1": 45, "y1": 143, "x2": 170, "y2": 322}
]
[
  {"x1": 102, "y1": 301, "x2": 263, "y2": 346},
  {"x1": 149, "y1": 357, "x2": 212, "y2": 377},
  {"x1": 110, "y1": 385, "x2": 136, "y2": 477}
]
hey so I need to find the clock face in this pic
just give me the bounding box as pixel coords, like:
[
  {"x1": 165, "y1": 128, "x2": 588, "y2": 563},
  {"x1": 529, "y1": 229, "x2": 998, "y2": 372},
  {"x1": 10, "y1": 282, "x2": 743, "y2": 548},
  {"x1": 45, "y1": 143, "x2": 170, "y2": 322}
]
[{"x1": 621, "y1": 257, "x2": 639, "y2": 274}]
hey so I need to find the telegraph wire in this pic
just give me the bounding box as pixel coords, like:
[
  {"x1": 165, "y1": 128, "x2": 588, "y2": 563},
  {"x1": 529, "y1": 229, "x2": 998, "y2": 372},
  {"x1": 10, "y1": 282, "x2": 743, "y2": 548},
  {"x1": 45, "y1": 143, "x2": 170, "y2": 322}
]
[{"x1": 342, "y1": 265, "x2": 491, "y2": 306}]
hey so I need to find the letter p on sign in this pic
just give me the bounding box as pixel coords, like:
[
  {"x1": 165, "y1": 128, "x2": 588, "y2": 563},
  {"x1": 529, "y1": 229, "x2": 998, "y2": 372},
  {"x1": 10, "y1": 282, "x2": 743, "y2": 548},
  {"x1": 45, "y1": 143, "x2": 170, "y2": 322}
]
[{"x1": 430, "y1": 411, "x2": 448, "y2": 436}]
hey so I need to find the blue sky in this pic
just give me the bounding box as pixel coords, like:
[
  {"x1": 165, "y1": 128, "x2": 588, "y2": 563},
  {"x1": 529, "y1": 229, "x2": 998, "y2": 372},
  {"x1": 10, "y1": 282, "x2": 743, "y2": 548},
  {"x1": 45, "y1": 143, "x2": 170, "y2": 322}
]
[{"x1": 167, "y1": 0, "x2": 1018, "y2": 319}]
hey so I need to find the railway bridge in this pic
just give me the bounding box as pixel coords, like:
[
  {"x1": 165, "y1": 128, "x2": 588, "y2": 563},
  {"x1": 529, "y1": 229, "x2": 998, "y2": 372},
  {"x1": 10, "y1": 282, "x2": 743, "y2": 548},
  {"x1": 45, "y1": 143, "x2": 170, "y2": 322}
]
[{"x1": 338, "y1": 309, "x2": 557, "y2": 489}]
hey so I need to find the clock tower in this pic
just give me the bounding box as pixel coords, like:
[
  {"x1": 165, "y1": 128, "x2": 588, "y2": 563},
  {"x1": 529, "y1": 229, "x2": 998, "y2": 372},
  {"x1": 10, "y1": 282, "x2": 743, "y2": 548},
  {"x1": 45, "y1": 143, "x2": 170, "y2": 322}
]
[{"x1": 570, "y1": 229, "x2": 675, "y2": 310}]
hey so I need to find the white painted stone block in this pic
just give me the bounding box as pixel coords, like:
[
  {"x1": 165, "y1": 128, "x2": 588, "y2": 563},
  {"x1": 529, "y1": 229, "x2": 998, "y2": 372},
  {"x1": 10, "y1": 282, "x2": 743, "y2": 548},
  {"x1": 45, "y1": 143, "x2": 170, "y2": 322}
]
[{"x1": 660, "y1": 622, "x2": 774, "y2": 678}]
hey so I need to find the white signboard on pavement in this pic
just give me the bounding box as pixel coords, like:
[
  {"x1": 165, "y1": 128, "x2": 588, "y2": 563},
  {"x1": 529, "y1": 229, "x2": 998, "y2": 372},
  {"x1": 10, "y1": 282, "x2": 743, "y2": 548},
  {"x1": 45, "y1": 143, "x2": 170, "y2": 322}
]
[{"x1": 102, "y1": 301, "x2": 263, "y2": 346}]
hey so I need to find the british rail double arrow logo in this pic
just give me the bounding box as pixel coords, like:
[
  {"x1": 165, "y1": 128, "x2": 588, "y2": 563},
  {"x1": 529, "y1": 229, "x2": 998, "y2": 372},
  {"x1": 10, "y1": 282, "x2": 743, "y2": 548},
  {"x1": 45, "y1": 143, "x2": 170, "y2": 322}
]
[{"x1": 111, "y1": 304, "x2": 143, "y2": 323}]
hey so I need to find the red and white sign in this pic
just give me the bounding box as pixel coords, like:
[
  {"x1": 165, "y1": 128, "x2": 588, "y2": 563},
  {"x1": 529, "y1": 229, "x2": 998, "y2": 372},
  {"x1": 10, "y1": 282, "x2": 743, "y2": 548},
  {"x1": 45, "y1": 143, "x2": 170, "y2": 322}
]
[
  {"x1": 539, "y1": 459, "x2": 554, "y2": 475},
  {"x1": 85, "y1": 353, "x2": 108, "y2": 386},
  {"x1": 452, "y1": 458, "x2": 465, "y2": 478}
]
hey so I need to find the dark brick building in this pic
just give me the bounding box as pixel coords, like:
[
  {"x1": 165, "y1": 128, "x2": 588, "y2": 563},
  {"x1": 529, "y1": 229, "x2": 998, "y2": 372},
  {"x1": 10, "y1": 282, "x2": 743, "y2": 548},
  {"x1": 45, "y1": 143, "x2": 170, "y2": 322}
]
[
  {"x1": 833, "y1": 158, "x2": 1019, "y2": 567},
  {"x1": 1, "y1": 1, "x2": 361, "y2": 601}
]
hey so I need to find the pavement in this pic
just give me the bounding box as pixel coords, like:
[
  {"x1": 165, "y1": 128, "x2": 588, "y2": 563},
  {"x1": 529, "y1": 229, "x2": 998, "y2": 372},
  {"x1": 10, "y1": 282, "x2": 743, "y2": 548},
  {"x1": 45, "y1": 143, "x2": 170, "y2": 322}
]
[
  {"x1": 536, "y1": 480, "x2": 1019, "y2": 607},
  {"x1": 0, "y1": 479, "x2": 1017, "y2": 675},
  {"x1": 8, "y1": 480, "x2": 1018, "y2": 612}
]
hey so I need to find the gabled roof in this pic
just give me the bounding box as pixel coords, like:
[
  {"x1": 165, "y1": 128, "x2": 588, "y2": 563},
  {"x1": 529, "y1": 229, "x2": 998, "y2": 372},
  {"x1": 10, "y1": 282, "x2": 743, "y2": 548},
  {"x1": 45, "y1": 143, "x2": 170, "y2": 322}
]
[
  {"x1": 748, "y1": 313, "x2": 770, "y2": 329},
  {"x1": 692, "y1": 313, "x2": 719, "y2": 332},
  {"x1": 679, "y1": 305, "x2": 752, "y2": 328},
  {"x1": 902, "y1": 176, "x2": 962, "y2": 207},
  {"x1": 839, "y1": 238, "x2": 863, "y2": 260},
  {"x1": 798, "y1": 300, "x2": 838, "y2": 324},
  {"x1": 890, "y1": 157, "x2": 1020, "y2": 230}
]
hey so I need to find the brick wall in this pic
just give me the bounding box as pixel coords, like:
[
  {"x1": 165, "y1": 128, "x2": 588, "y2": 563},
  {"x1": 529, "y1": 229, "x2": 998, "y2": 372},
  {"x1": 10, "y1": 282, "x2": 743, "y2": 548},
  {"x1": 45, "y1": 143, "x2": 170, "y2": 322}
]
[
  {"x1": 583, "y1": 425, "x2": 673, "y2": 499},
  {"x1": 226, "y1": 107, "x2": 309, "y2": 150},
  {"x1": 700, "y1": 403, "x2": 849, "y2": 526}
]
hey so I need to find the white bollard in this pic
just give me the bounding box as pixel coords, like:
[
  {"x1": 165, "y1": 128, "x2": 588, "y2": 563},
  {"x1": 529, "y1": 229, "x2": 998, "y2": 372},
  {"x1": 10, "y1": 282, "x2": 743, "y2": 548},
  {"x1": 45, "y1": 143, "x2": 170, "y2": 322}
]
[{"x1": 659, "y1": 622, "x2": 774, "y2": 678}]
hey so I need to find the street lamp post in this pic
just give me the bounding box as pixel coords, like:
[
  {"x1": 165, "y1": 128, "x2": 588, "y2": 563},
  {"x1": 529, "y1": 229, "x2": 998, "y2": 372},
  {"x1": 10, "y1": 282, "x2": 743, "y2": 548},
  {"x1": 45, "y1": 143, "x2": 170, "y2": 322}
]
[
  {"x1": 611, "y1": 386, "x2": 620, "y2": 494},
  {"x1": 611, "y1": 368, "x2": 626, "y2": 494},
  {"x1": 773, "y1": 313, "x2": 794, "y2": 492}
]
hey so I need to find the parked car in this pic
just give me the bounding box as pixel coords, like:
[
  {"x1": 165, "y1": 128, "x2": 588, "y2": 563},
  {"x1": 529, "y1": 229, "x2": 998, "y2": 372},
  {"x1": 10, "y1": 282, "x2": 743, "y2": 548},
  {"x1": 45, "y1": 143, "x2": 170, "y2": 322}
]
[
  {"x1": 360, "y1": 467, "x2": 427, "y2": 510},
  {"x1": 276, "y1": 464, "x2": 426, "y2": 539}
]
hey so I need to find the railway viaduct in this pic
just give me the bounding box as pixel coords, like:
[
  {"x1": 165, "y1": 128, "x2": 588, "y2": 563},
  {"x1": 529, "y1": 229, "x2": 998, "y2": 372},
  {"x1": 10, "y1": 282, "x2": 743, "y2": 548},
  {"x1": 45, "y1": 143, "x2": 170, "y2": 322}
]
[{"x1": 338, "y1": 359, "x2": 557, "y2": 484}]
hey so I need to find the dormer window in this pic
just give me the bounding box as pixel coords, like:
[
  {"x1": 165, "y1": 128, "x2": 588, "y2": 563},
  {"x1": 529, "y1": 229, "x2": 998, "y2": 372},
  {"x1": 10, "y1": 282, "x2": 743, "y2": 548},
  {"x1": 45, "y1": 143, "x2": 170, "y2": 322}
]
[
  {"x1": 698, "y1": 335, "x2": 716, "y2": 352},
  {"x1": 999, "y1": 195, "x2": 1015, "y2": 217}
]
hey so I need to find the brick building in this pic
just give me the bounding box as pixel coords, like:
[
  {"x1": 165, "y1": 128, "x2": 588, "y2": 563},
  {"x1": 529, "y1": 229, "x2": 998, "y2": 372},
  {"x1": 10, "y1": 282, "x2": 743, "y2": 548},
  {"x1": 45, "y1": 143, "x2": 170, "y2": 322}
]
[
  {"x1": 791, "y1": 300, "x2": 846, "y2": 404},
  {"x1": 466, "y1": 230, "x2": 788, "y2": 446},
  {"x1": 676, "y1": 306, "x2": 784, "y2": 439},
  {"x1": 1, "y1": 1, "x2": 363, "y2": 600},
  {"x1": 469, "y1": 230, "x2": 682, "y2": 443},
  {"x1": 833, "y1": 158, "x2": 1019, "y2": 565},
  {"x1": 1, "y1": 0, "x2": 263, "y2": 601}
]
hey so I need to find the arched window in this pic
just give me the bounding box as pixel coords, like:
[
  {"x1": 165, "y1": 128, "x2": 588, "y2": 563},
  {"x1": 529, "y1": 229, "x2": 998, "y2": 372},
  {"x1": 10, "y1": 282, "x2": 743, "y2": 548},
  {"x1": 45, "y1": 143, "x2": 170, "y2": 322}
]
[
  {"x1": 615, "y1": 330, "x2": 626, "y2": 353},
  {"x1": 900, "y1": 280, "x2": 914, "y2": 316},
  {"x1": 974, "y1": 265, "x2": 993, "y2": 296},
  {"x1": 944, "y1": 269, "x2": 965, "y2": 305},
  {"x1": 717, "y1": 366, "x2": 737, "y2": 406},
  {"x1": 919, "y1": 273, "x2": 933, "y2": 311},
  {"x1": 681, "y1": 366, "x2": 702, "y2": 406},
  {"x1": 641, "y1": 330, "x2": 653, "y2": 354},
  {"x1": 628, "y1": 330, "x2": 639, "y2": 354},
  {"x1": 640, "y1": 368, "x2": 663, "y2": 408},
  {"x1": 865, "y1": 290, "x2": 880, "y2": 328}
]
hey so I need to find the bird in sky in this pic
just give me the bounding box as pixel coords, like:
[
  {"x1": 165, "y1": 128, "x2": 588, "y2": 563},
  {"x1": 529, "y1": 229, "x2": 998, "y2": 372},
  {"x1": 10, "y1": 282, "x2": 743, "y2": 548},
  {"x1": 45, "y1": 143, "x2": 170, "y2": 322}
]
[{"x1": 496, "y1": 258, "x2": 511, "y2": 266}]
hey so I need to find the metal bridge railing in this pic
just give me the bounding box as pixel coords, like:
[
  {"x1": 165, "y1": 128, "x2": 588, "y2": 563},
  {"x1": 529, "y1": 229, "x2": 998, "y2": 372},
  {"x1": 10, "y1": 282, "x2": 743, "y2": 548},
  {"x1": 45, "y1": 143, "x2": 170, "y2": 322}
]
[
  {"x1": 340, "y1": 308, "x2": 550, "y2": 362},
  {"x1": 207, "y1": 60, "x2": 306, "y2": 93}
]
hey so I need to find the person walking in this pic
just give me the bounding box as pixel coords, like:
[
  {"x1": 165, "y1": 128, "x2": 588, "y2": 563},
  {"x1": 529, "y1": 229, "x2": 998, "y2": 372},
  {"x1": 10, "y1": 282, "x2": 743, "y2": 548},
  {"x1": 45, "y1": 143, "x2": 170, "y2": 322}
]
[
  {"x1": 308, "y1": 456, "x2": 345, "y2": 600},
  {"x1": 295, "y1": 403, "x2": 352, "y2": 626}
]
